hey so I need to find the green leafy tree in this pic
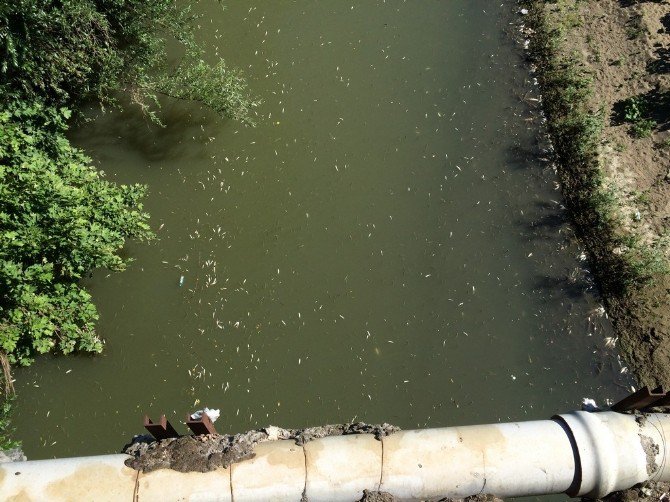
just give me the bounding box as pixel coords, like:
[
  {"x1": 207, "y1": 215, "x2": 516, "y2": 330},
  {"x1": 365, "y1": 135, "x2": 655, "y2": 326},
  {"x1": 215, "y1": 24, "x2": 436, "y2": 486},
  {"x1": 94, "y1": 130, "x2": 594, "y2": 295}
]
[
  {"x1": 0, "y1": 102, "x2": 153, "y2": 365},
  {"x1": 0, "y1": 0, "x2": 259, "y2": 123}
]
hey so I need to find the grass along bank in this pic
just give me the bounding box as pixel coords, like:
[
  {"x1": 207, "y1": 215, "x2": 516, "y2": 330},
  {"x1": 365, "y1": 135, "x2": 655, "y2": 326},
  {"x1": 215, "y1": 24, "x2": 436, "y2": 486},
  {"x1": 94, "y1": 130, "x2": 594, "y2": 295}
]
[{"x1": 521, "y1": 0, "x2": 670, "y2": 387}]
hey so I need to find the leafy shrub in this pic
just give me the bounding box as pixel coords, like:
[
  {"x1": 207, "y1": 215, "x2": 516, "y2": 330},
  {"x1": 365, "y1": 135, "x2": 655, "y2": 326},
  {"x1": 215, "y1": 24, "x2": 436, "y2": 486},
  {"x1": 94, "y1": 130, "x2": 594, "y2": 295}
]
[
  {"x1": 625, "y1": 14, "x2": 645, "y2": 39},
  {"x1": 0, "y1": 397, "x2": 19, "y2": 450},
  {"x1": 0, "y1": 0, "x2": 259, "y2": 124},
  {"x1": 631, "y1": 118, "x2": 657, "y2": 138},
  {"x1": 623, "y1": 97, "x2": 644, "y2": 122},
  {"x1": 622, "y1": 97, "x2": 657, "y2": 138},
  {"x1": 0, "y1": 102, "x2": 153, "y2": 365}
]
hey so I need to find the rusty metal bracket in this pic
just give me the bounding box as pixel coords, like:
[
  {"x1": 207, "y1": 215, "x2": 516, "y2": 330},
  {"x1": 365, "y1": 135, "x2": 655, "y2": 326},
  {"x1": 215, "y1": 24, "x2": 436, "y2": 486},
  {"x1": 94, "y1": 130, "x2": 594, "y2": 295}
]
[
  {"x1": 611, "y1": 386, "x2": 669, "y2": 412},
  {"x1": 651, "y1": 393, "x2": 670, "y2": 407},
  {"x1": 143, "y1": 414, "x2": 179, "y2": 440},
  {"x1": 186, "y1": 412, "x2": 217, "y2": 435}
]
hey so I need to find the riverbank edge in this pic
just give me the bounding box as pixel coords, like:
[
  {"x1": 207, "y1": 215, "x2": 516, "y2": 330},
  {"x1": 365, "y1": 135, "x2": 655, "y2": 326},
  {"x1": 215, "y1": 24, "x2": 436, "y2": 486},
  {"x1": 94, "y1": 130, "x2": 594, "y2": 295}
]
[{"x1": 520, "y1": 0, "x2": 670, "y2": 389}]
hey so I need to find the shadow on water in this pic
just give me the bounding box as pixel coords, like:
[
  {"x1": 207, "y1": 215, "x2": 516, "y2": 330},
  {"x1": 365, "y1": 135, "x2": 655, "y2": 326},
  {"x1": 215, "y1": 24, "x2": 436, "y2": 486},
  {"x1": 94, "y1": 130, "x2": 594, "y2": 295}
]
[
  {"x1": 72, "y1": 97, "x2": 219, "y2": 163},
  {"x1": 505, "y1": 140, "x2": 552, "y2": 171},
  {"x1": 534, "y1": 274, "x2": 588, "y2": 301},
  {"x1": 527, "y1": 204, "x2": 569, "y2": 235},
  {"x1": 521, "y1": 201, "x2": 589, "y2": 300},
  {"x1": 505, "y1": 99, "x2": 594, "y2": 303}
]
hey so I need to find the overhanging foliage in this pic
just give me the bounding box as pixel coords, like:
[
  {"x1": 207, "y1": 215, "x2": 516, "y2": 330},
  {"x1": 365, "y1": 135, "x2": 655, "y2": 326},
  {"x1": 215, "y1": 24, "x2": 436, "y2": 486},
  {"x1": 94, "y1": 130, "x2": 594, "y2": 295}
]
[{"x1": 0, "y1": 0, "x2": 257, "y2": 365}]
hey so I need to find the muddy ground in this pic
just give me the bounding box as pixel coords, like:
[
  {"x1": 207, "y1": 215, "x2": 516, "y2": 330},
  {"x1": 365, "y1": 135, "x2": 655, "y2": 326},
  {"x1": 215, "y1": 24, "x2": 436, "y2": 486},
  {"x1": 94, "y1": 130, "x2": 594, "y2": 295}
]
[
  {"x1": 599, "y1": 483, "x2": 670, "y2": 502},
  {"x1": 570, "y1": 0, "x2": 670, "y2": 390},
  {"x1": 527, "y1": 0, "x2": 670, "y2": 388},
  {"x1": 358, "y1": 494, "x2": 502, "y2": 502}
]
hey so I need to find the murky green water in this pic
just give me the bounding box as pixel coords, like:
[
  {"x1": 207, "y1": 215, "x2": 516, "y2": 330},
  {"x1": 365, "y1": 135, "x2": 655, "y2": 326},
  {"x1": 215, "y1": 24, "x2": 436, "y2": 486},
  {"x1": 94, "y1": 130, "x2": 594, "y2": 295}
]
[{"x1": 15, "y1": 0, "x2": 631, "y2": 462}]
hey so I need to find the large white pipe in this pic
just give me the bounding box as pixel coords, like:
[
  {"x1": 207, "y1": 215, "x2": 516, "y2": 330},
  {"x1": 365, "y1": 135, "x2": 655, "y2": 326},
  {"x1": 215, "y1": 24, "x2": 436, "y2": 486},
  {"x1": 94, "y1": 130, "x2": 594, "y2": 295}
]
[
  {"x1": 379, "y1": 418, "x2": 577, "y2": 499},
  {"x1": 1, "y1": 411, "x2": 668, "y2": 501}
]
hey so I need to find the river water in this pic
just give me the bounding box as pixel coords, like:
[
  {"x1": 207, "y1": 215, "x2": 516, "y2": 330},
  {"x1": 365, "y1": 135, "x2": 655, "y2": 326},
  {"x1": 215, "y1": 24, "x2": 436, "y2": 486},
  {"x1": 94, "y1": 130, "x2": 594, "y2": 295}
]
[{"x1": 14, "y1": 1, "x2": 631, "y2": 461}]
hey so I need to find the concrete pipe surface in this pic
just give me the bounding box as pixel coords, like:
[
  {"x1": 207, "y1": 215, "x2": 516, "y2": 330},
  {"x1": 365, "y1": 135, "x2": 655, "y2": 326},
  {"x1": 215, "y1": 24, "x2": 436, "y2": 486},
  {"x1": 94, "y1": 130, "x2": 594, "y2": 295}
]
[{"x1": 0, "y1": 411, "x2": 668, "y2": 501}]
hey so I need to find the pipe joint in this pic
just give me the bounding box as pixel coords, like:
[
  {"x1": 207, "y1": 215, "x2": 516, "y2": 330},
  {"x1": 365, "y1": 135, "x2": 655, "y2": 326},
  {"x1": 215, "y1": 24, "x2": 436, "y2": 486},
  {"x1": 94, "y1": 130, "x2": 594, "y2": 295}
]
[{"x1": 556, "y1": 411, "x2": 670, "y2": 498}]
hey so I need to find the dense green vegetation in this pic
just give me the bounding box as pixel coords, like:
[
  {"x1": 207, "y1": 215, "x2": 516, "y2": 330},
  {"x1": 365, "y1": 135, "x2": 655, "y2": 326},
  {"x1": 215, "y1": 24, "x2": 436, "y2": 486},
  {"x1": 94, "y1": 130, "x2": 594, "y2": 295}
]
[
  {"x1": 0, "y1": 397, "x2": 19, "y2": 451},
  {"x1": 0, "y1": 0, "x2": 258, "y2": 123},
  {"x1": 0, "y1": 102, "x2": 153, "y2": 365},
  {"x1": 0, "y1": 0, "x2": 256, "y2": 395}
]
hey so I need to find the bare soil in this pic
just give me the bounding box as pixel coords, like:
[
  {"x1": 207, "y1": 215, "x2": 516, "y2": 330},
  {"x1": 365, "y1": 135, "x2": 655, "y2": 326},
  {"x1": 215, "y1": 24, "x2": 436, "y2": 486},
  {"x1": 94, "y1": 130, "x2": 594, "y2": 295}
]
[
  {"x1": 531, "y1": 0, "x2": 670, "y2": 389},
  {"x1": 357, "y1": 491, "x2": 503, "y2": 502},
  {"x1": 598, "y1": 482, "x2": 670, "y2": 502},
  {"x1": 358, "y1": 491, "x2": 397, "y2": 502},
  {"x1": 582, "y1": 0, "x2": 670, "y2": 390}
]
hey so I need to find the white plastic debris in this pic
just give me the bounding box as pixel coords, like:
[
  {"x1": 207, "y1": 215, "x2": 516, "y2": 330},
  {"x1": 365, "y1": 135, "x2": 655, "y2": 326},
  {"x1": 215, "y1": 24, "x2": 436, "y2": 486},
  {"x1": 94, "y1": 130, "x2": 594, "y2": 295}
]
[
  {"x1": 190, "y1": 407, "x2": 220, "y2": 423},
  {"x1": 264, "y1": 426, "x2": 290, "y2": 441},
  {"x1": 581, "y1": 398, "x2": 599, "y2": 412},
  {"x1": 520, "y1": 8, "x2": 529, "y2": 15}
]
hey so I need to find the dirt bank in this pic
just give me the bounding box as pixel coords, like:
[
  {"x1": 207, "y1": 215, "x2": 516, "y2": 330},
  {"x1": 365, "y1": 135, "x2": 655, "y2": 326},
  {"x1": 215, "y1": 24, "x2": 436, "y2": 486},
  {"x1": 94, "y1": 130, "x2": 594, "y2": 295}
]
[
  {"x1": 358, "y1": 493, "x2": 502, "y2": 502},
  {"x1": 124, "y1": 422, "x2": 399, "y2": 473},
  {"x1": 521, "y1": 3, "x2": 670, "y2": 496},
  {"x1": 599, "y1": 482, "x2": 670, "y2": 502},
  {"x1": 522, "y1": 0, "x2": 670, "y2": 389}
]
